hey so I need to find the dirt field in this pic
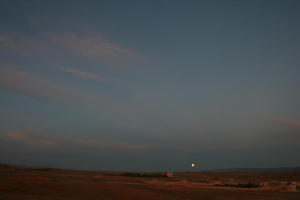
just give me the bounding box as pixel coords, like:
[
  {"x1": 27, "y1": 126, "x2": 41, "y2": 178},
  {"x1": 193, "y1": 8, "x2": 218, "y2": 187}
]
[{"x1": 1, "y1": 164, "x2": 300, "y2": 200}]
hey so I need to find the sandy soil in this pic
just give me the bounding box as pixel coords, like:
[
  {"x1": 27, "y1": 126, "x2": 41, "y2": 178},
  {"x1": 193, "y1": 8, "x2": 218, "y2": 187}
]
[{"x1": 1, "y1": 165, "x2": 300, "y2": 200}]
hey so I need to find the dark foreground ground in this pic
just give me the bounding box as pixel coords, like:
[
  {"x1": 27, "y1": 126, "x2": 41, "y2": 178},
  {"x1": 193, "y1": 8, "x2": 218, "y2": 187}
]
[{"x1": 1, "y1": 164, "x2": 300, "y2": 200}]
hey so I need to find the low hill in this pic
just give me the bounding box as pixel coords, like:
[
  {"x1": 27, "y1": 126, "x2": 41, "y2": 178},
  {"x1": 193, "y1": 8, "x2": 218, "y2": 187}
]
[{"x1": 212, "y1": 166, "x2": 300, "y2": 172}]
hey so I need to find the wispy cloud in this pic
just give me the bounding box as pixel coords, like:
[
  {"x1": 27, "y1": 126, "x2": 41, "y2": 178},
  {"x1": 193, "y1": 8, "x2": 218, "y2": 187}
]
[
  {"x1": 5, "y1": 131, "x2": 145, "y2": 150},
  {"x1": 0, "y1": 66, "x2": 91, "y2": 104},
  {"x1": 0, "y1": 32, "x2": 143, "y2": 65},
  {"x1": 6, "y1": 132, "x2": 27, "y2": 140},
  {"x1": 0, "y1": 34, "x2": 59, "y2": 61},
  {"x1": 59, "y1": 66, "x2": 105, "y2": 80},
  {"x1": 0, "y1": 35, "x2": 12, "y2": 48},
  {"x1": 48, "y1": 32, "x2": 143, "y2": 64},
  {"x1": 71, "y1": 138, "x2": 145, "y2": 150},
  {"x1": 6, "y1": 131, "x2": 59, "y2": 146},
  {"x1": 276, "y1": 118, "x2": 300, "y2": 128},
  {"x1": 0, "y1": 65, "x2": 144, "y2": 126}
]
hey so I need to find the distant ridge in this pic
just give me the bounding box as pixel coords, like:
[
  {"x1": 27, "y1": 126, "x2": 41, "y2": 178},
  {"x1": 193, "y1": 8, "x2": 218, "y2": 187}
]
[
  {"x1": 1, "y1": 162, "x2": 300, "y2": 173},
  {"x1": 0, "y1": 162, "x2": 32, "y2": 169},
  {"x1": 0, "y1": 162, "x2": 72, "y2": 172},
  {"x1": 0, "y1": 163, "x2": 15, "y2": 169},
  {"x1": 212, "y1": 166, "x2": 300, "y2": 172}
]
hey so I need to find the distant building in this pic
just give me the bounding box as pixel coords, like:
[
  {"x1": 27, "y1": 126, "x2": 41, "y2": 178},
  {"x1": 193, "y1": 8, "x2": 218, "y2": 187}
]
[
  {"x1": 259, "y1": 181, "x2": 269, "y2": 187},
  {"x1": 286, "y1": 184, "x2": 297, "y2": 192},
  {"x1": 260, "y1": 180, "x2": 299, "y2": 192},
  {"x1": 268, "y1": 180, "x2": 281, "y2": 186},
  {"x1": 166, "y1": 172, "x2": 174, "y2": 178}
]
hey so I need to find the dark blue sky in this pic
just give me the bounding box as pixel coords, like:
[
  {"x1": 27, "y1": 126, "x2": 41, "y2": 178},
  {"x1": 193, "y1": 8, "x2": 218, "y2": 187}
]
[{"x1": 0, "y1": 0, "x2": 300, "y2": 171}]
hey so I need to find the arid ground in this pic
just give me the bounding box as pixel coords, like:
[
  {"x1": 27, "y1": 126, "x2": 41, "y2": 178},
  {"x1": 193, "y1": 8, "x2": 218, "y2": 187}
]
[{"x1": 1, "y1": 163, "x2": 300, "y2": 200}]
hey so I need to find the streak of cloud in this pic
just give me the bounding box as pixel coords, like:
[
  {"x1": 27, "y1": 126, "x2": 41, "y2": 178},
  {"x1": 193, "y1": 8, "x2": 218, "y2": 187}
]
[
  {"x1": 0, "y1": 66, "x2": 91, "y2": 104},
  {"x1": 6, "y1": 132, "x2": 27, "y2": 140},
  {"x1": 0, "y1": 35, "x2": 11, "y2": 48},
  {"x1": 6, "y1": 131, "x2": 59, "y2": 146},
  {"x1": 0, "y1": 33, "x2": 143, "y2": 65},
  {"x1": 71, "y1": 138, "x2": 145, "y2": 150},
  {"x1": 5, "y1": 131, "x2": 145, "y2": 150},
  {"x1": 47, "y1": 32, "x2": 143, "y2": 64},
  {"x1": 0, "y1": 34, "x2": 58, "y2": 60},
  {"x1": 59, "y1": 66, "x2": 105, "y2": 80},
  {"x1": 276, "y1": 118, "x2": 300, "y2": 128},
  {"x1": 0, "y1": 65, "x2": 151, "y2": 130}
]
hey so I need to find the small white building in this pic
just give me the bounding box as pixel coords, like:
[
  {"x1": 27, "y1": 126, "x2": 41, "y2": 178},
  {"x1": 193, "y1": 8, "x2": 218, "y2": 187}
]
[{"x1": 166, "y1": 172, "x2": 174, "y2": 178}]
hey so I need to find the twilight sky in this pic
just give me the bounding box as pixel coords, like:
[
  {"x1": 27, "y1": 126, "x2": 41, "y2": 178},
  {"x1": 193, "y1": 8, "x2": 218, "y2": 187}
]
[{"x1": 0, "y1": 0, "x2": 300, "y2": 171}]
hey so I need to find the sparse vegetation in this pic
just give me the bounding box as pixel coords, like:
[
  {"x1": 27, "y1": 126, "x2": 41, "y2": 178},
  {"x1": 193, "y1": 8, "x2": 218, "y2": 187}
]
[
  {"x1": 32, "y1": 168, "x2": 55, "y2": 172},
  {"x1": 120, "y1": 172, "x2": 168, "y2": 178},
  {"x1": 214, "y1": 182, "x2": 261, "y2": 188},
  {"x1": 1, "y1": 163, "x2": 300, "y2": 200}
]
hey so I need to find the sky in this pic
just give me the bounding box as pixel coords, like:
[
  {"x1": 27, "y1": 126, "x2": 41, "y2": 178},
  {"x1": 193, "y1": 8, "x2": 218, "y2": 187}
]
[{"x1": 0, "y1": 0, "x2": 300, "y2": 171}]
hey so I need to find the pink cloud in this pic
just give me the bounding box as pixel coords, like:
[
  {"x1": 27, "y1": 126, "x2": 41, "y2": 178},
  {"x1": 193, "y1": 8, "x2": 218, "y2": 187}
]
[
  {"x1": 7, "y1": 131, "x2": 27, "y2": 140},
  {"x1": 0, "y1": 66, "x2": 99, "y2": 104},
  {"x1": 0, "y1": 34, "x2": 59, "y2": 61},
  {"x1": 5, "y1": 131, "x2": 145, "y2": 150},
  {"x1": 71, "y1": 138, "x2": 145, "y2": 150},
  {"x1": 276, "y1": 118, "x2": 300, "y2": 128},
  {"x1": 0, "y1": 35, "x2": 12, "y2": 49},
  {"x1": 48, "y1": 32, "x2": 143, "y2": 64},
  {"x1": 0, "y1": 32, "x2": 143, "y2": 66},
  {"x1": 0, "y1": 66, "x2": 136, "y2": 122},
  {"x1": 59, "y1": 66, "x2": 105, "y2": 80},
  {"x1": 6, "y1": 131, "x2": 59, "y2": 146}
]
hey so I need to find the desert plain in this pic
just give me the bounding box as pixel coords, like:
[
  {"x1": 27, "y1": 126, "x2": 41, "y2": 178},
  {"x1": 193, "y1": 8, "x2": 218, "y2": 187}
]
[{"x1": 1, "y1": 163, "x2": 300, "y2": 200}]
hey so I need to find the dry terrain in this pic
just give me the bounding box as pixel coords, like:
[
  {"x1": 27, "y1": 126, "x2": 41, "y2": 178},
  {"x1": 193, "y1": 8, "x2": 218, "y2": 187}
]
[{"x1": 1, "y1": 164, "x2": 300, "y2": 200}]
